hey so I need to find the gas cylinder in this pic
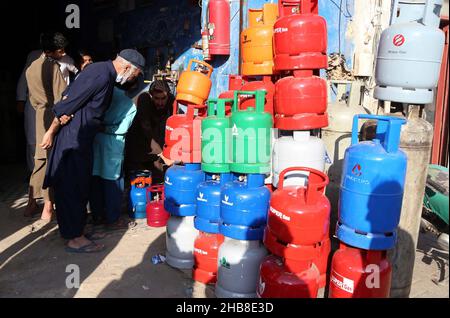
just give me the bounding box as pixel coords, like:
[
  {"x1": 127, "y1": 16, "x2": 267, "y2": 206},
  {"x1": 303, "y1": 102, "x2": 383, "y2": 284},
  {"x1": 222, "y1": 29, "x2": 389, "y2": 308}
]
[
  {"x1": 164, "y1": 163, "x2": 205, "y2": 217},
  {"x1": 195, "y1": 173, "x2": 233, "y2": 234},
  {"x1": 268, "y1": 167, "x2": 330, "y2": 246},
  {"x1": 146, "y1": 185, "x2": 169, "y2": 228},
  {"x1": 216, "y1": 238, "x2": 268, "y2": 298},
  {"x1": 193, "y1": 232, "x2": 225, "y2": 285},
  {"x1": 274, "y1": 0, "x2": 327, "y2": 71},
  {"x1": 273, "y1": 131, "x2": 326, "y2": 188},
  {"x1": 337, "y1": 115, "x2": 407, "y2": 250},
  {"x1": 329, "y1": 244, "x2": 392, "y2": 298},
  {"x1": 257, "y1": 255, "x2": 320, "y2": 298},
  {"x1": 374, "y1": 0, "x2": 445, "y2": 104},
  {"x1": 239, "y1": 76, "x2": 275, "y2": 115},
  {"x1": 323, "y1": 91, "x2": 368, "y2": 219},
  {"x1": 274, "y1": 71, "x2": 328, "y2": 130},
  {"x1": 389, "y1": 105, "x2": 434, "y2": 298},
  {"x1": 176, "y1": 59, "x2": 213, "y2": 106},
  {"x1": 241, "y1": 3, "x2": 279, "y2": 76},
  {"x1": 220, "y1": 174, "x2": 271, "y2": 241},
  {"x1": 207, "y1": 0, "x2": 230, "y2": 56},
  {"x1": 129, "y1": 171, "x2": 152, "y2": 219},
  {"x1": 166, "y1": 216, "x2": 199, "y2": 269},
  {"x1": 201, "y1": 99, "x2": 233, "y2": 174},
  {"x1": 163, "y1": 101, "x2": 204, "y2": 163},
  {"x1": 231, "y1": 91, "x2": 273, "y2": 175}
]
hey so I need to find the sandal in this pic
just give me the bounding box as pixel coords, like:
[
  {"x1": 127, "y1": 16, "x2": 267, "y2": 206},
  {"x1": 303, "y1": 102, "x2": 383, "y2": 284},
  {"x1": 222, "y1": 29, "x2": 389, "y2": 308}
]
[
  {"x1": 65, "y1": 241, "x2": 106, "y2": 254},
  {"x1": 84, "y1": 231, "x2": 108, "y2": 241}
]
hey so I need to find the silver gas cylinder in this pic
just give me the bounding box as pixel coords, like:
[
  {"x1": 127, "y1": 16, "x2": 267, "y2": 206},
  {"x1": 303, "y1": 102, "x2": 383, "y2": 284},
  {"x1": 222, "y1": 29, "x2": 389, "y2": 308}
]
[
  {"x1": 166, "y1": 216, "x2": 199, "y2": 269},
  {"x1": 215, "y1": 238, "x2": 268, "y2": 298}
]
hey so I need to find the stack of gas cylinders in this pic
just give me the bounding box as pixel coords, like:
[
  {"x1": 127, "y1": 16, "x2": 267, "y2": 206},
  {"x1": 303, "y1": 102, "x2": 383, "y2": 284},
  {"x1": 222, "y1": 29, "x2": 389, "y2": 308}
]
[
  {"x1": 163, "y1": 59, "x2": 213, "y2": 270},
  {"x1": 255, "y1": 0, "x2": 331, "y2": 299},
  {"x1": 129, "y1": 171, "x2": 169, "y2": 227},
  {"x1": 329, "y1": 115, "x2": 407, "y2": 298}
]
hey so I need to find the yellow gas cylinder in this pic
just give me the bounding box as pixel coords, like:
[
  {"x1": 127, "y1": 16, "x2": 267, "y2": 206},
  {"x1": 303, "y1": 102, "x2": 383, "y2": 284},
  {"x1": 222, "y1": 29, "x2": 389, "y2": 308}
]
[
  {"x1": 176, "y1": 59, "x2": 214, "y2": 106},
  {"x1": 241, "y1": 3, "x2": 278, "y2": 76}
]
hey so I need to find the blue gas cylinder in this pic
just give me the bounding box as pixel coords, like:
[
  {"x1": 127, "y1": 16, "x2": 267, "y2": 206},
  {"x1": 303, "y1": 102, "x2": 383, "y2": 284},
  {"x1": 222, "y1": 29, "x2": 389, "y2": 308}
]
[
  {"x1": 220, "y1": 174, "x2": 271, "y2": 240},
  {"x1": 195, "y1": 173, "x2": 233, "y2": 234},
  {"x1": 129, "y1": 171, "x2": 152, "y2": 219},
  {"x1": 164, "y1": 163, "x2": 206, "y2": 217},
  {"x1": 337, "y1": 114, "x2": 407, "y2": 250}
]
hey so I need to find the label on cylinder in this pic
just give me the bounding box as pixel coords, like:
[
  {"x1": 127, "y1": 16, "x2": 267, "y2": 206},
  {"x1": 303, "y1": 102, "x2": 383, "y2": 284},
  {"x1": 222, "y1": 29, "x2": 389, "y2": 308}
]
[
  {"x1": 269, "y1": 207, "x2": 291, "y2": 222},
  {"x1": 195, "y1": 248, "x2": 209, "y2": 256},
  {"x1": 330, "y1": 271, "x2": 354, "y2": 294},
  {"x1": 197, "y1": 192, "x2": 208, "y2": 203}
]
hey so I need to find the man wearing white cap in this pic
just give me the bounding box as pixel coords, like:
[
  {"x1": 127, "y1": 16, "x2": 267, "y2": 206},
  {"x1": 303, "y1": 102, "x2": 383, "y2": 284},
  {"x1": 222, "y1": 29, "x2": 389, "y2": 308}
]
[{"x1": 42, "y1": 49, "x2": 145, "y2": 253}]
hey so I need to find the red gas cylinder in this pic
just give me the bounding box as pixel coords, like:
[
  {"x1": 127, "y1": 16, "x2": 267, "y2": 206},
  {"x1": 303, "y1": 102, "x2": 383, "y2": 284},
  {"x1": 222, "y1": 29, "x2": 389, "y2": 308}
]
[
  {"x1": 264, "y1": 227, "x2": 328, "y2": 275},
  {"x1": 208, "y1": 0, "x2": 231, "y2": 56},
  {"x1": 274, "y1": 0, "x2": 327, "y2": 71},
  {"x1": 193, "y1": 232, "x2": 225, "y2": 285},
  {"x1": 163, "y1": 101, "x2": 205, "y2": 163},
  {"x1": 267, "y1": 167, "x2": 330, "y2": 246},
  {"x1": 257, "y1": 255, "x2": 319, "y2": 298},
  {"x1": 329, "y1": 244, "x2": 392, "y2": 298},
  {"x1": 274, "y1": 71, "x2": 328, "y2": 130},
  {"x1": 146, "y1": 185, "x2": 169, "y2": 228},
  {"x1": 240, "y1": 76, "x2": 275, "y2": 115},
  {"x1": 315, "y1": 237, "x2": 331, "y2": 289}
]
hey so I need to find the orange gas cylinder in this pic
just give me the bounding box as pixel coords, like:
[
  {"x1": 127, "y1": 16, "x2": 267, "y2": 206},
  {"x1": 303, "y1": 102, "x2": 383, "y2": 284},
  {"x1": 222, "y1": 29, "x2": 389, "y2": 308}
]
[
  {"x1": 329, "y1": 244, "x2": 392, "y2": 298},
  {"x1": 258, "y1": 255, "x2": 320, "y2": 298},
  {"x1": 239, "y1": 76, "x2": 275, "y2": 115},
  {"x1": 274, "y1": 0, "x2": 327, "y2": 71},
  {"x1": 163, "y1": 101, "x2": 205, "y2": 163},
  {"x1": 241, "y1": 3, "x2": 279, "y2": 76},
  {"x1": 193, "y1": 232, "x2": 225, "y2": 285},
  {"x1": 274, "y1": 70, "x2": 328, "y2": 130},
  {"x1": 176, "y1": 59, "x2": 213, "y2": 106},
  {"x1": 146, "y1": 185, "x2": 169, "y2": 228}
]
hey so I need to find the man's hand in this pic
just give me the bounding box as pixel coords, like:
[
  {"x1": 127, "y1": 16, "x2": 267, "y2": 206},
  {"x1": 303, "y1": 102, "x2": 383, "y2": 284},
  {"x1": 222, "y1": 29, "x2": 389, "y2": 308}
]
[
  {"x1": 59, "y1": 114, "x2": 74, "y2": 126},
  {"x1": 158, "y1": 153, "x2": 175, "y2": 167},
  {"x1": 16, "y1": 101, "x2": 25, "y2": 113},
  {"x1": 40, "y1": 131, "x2": 55, "y2": 150}
]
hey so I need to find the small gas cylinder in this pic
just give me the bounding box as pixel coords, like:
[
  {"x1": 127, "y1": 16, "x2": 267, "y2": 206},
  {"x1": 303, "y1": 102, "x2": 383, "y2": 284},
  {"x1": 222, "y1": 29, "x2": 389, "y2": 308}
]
[
  {"x1": 201, "y1": 99, "x2": 233, "y2": 174},
  {"x1": 207, "y1": 0, "x2": 231, "y2": 56},
  {"x1": 220, "y1": 174, "x2": 271, "y2": 241},
  {"x1": 273, "y1": 131, "x2": 326, "y2": 188},
  {"x1": 274, "y1": 0, "x2": 327, "y2": 71},
  {"x1": 193, "y1": 232, "x2": 225, "y2": 285},
  {"x1": 231, "y1": 90, "x2": 273, "y2": 175},
  {"x1": 337, "y1": 115, "x2": 408, "y2": 250},
  {"x1": 268, "y1": 167, "x2": 330, "y2": 246},
  {"x1": 240, "y1": 76, "x2": 275, "y2": 115},
  {"x1": 374, "y1": 0, "x2": 445, "y2": 104},
  {"x1": 274, "y1": 71, "x2": 328, "y2": 130},
  {"x1": 129, "y1": 171, "x2": 152, "y2": 219},
  {"x1": 166, "y1": 216, "x2": 199, "y2": 269},
  {"x1": 164, "y1": 163, "x2": 205, "y2": 217},
  {"x1": 216, "y1": 238, "x2": 268, "y2": 298},
  {"x1": 146, "y1": 185, "x2": 169, "y2": 228},
  {"x1": 163, "y1": 101, "x2": 205, "y2": 163},
  {"x1": 195, "y1": 173, "x2": 233, "y2": 234},
  {"x1": 241, "y1": 3, "x2": 279, "y2": 76},
  {"x1": 257, "y1": 255, "x2": 320, "y2": 298},
  {"x1": 176, "y1": 59, "x2": 213, "y2": 106},
  {"x1": 329, "y1": 244, "x2": 392, "y2": 298}
]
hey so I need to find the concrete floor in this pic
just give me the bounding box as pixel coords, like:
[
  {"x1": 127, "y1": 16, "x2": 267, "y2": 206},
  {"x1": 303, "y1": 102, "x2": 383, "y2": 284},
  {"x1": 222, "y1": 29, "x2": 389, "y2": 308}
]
[{"x1": 0, "y1": 164, "x2": 448, "y2": 298}]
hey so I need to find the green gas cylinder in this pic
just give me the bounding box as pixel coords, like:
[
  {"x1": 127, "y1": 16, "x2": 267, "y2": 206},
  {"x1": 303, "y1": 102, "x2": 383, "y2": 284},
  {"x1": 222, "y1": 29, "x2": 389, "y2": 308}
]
[
  {"x1": 202, "y1": 98, "x2": 234, "y2": 173},
  {"x1": 231, "y1": 90, "x2": 273, "y2": 174}
]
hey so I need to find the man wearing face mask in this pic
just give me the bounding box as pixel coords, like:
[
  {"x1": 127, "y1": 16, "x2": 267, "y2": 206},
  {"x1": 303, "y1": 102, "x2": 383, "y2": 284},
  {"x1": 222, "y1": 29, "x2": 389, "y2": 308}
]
[
  {"x1": 125, "y1": 80, "x2": 175, "y2": 184},
  {"x1": 42, "y1": 49, "x2": 145, "y2": 253}
]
